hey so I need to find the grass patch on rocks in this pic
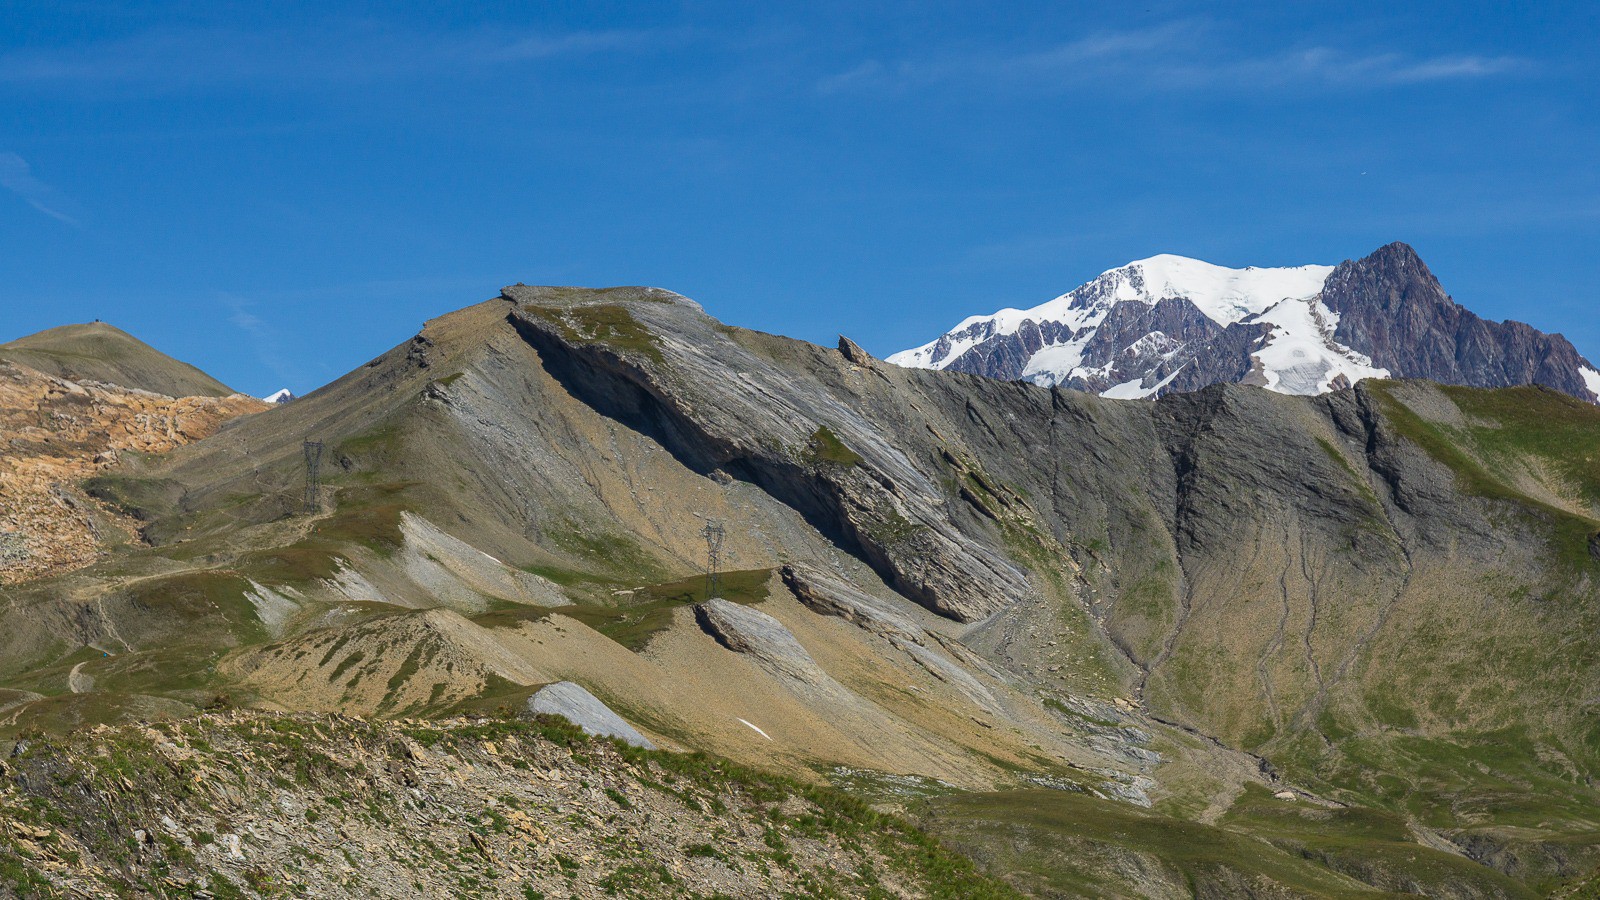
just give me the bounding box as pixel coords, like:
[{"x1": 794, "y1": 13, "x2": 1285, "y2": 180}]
[
  {"x1": 502, "y1": 568, "x2": 775, "y2": 651},
  {"x1": 802, "y1": 425, "x2": 863, "y2": 468},
  {"x1": 521, "y1": 303, "x2": 665, "y2": 365}
]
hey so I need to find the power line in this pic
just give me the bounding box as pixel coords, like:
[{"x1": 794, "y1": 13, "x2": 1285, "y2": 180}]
[
  {"x1": 303, "y1": 439, "x2": 323, "y2": 514},
  {"x1": 701, "y1": 520, "x2": 725, "y2": 600}
]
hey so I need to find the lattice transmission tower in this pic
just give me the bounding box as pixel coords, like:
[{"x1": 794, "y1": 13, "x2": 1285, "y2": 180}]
[
  {"x1": 302, "y1": 440, "x2": 324, "y2": 513},
  {"x1": 701, "y1": 520, "x2": 726, "y2": 600}
]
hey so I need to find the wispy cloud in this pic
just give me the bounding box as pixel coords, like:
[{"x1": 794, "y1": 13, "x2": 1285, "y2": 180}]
[
  {"x1": 818, "y1": 21, "x2": 1529, "y2": 96},
  {"x1": 221, "y1": 295, "x2": 296, "y2": 386},
  {"x1": 0, "y1": 23, "x2": 688, "y2": 91},
  {"x1": 1200, "y1": 47, "x2": 1527, "y2": 88},
  {"x1": 0, "y1": 153, "x2": 79, "y2": 225},
  {"x1": 816, "y1": 23, "x2": 1197, "y2": 95}
]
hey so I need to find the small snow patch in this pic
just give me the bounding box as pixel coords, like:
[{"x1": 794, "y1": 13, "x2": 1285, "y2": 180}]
[
  {"x1": 1581, "y1": 367, "x2": 1600, "y2": 401},
  {"x1": 736, "y1": 718, "x2": 772, "y2": 741}
]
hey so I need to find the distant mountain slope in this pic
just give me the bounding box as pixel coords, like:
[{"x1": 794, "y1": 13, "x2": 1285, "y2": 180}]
[
  {"x1": 890, "y1": 242, "x2": 1600, "y2": 402},
  {"x1": 0, "y1": 321, "x2": 236, "y2": 398}
]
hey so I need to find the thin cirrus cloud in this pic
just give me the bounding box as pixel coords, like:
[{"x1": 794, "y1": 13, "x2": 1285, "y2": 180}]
[
  {"x1": 221, "y1": 295, "x2": 297, "y2": 386},
  {"x1": 1207, "y1": 47, "x2": 1527, "y2": 87},
  {"x1": 0, "y1": 23, "x2": 686, "y2": 90},
  {"x1": 0, "y1": 153, "x2": 79, "y2": 226},
  {"x1": 817, "y1": 22, "x2": 1529, "y2": 96}
]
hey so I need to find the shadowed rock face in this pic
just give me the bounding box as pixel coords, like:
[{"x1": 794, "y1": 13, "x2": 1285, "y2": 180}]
[
  {"x1": 504, "y1": 289, "x2": 1033, "y2": 623},
  {"x1": 780, "y1": 563, "x2": 923, "y2": 640},
  {"x1": 1322, "y1": 242, "x2": 1598, "y2": 399},
  {"x1": 1050, "y1": 298, "x2": 1271, "y2": 396}
]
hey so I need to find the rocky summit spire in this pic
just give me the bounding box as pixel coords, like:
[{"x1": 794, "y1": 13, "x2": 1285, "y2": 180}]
[{"x1": 1322, "y1": 242, "x2": 1599, "y2": 398}]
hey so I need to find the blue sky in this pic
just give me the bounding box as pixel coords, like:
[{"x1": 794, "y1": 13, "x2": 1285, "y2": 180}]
[{"x1": 2, "y1": 2, "x2": 1597, "y2": 396}]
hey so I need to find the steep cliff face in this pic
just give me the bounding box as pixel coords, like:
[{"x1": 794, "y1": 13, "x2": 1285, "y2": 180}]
[
  {"x1": 502, "y1": 287, "x2": 1033, "y2": 624},
  {"x1": 890, "y1": 243, "x2": 1600, "y2": 403}
]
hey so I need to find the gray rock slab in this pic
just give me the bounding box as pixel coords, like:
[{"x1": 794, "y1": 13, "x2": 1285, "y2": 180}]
[
  {"x1": 780, "y1": 564, "x2": 923, "y2": 641},
  {"x1": 695, "y1": 598, "x2": 829, "y2": 685},
  {"x1": 526, "y1": 681, "x2": 654, "y2": 749}
]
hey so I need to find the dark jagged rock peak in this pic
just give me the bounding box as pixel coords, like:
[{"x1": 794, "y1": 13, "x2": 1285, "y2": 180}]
[
  {"x1": 837, "y1": 335, "x2": 875, "y2": 366},
  {"x1": 1322, "y1": 242, "x2": 1598, "y2": 399}
]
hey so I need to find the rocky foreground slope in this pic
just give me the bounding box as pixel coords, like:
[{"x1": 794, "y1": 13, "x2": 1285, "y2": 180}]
[
  {"x1": 1, "y1": 285, "x2": 1599, "y2": 895},
  {"x1": 0, "y1": 711, "x2": 1011, "y2": 898}
]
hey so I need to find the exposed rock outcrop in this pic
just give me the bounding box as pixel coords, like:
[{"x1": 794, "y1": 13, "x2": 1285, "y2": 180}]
[
  {"x1": 1321, "y1": 241, "x2": 1598, "y2": 399},
  {"x1": 780, "y1": 563, "x2": 923, "y2": 641},
  {"x1": 695, "y1": 598, "x2": 829, "y2": 685},
  {"x1": 526, "y1": 681, "x2": 654, "y2": 749},
  {"x1": 506, "y1": 290, "x2": 1031, "y2": 622},
  {"x1": 0, "y1": 358, "x2": 267, "y2": 583},
  {"x1": 837, "y1": 335, "x2": 876, "y2": 367}
]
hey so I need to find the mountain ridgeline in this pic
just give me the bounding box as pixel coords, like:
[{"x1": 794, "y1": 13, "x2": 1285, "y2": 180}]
[
  {"x1": 0, "y1": 322, "x2": 239, "y2": 398},
  {"x1": 2, "y1": 279, "x2": 1600, "y2": 896},
  {"x1": 890, "y1": 242, "x2": 1600, "y2": 403}
]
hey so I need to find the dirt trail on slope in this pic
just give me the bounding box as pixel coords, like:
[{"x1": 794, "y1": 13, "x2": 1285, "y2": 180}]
[{"x1": 66, "y1": 661, "x2": 93, "y2": 694}]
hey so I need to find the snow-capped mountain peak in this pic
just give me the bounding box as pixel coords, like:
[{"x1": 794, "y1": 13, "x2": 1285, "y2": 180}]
[
  {"x1": 892, "y1": 256, "x2": 1335, "y2": 374},
  {"x1": 1101, "y1": 255, "x2": 1335, "y2": 325},
  {"x1": 888, "y1": 244, "x2": 1600, "y2": 403},
  {"x1": 887, "y1": 255, "x2": 1348, "y2": 397},
  {"x1": 263, "y1": 388, "x2": 295, "y2": 404}
]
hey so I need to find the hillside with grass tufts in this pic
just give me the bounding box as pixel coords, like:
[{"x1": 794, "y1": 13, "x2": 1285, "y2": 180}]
[{"x1": 0, "y1": 711, "x2": 1016, "y2": 898}]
